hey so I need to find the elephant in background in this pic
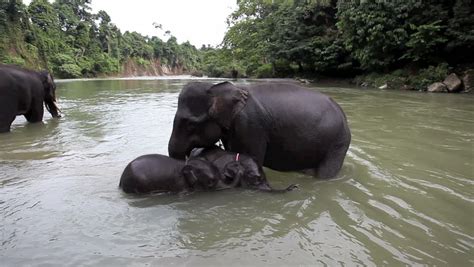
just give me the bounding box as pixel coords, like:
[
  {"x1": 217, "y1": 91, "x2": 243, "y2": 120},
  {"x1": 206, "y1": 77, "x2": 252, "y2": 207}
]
[
  {"x1": 0, "y1": 64, "x2": 61, "y2": 133},
  {"x1": 168, "y1": 81, "x2": 351, "y2": 178}
]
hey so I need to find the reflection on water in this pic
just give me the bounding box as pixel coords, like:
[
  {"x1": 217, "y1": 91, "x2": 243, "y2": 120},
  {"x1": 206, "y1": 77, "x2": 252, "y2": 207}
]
[{"x1": 1, "y1": 78, "x2": 473, "y2": 266}]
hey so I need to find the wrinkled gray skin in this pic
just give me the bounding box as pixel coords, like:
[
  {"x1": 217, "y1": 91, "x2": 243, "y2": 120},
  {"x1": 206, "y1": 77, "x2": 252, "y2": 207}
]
[
  {"x1": 119, "y1": 154, "x2": 225, "y2": 194},
  {"x1": 191, "y1": 146, "x2": 298, "y2": 193},
  {"x1": 0, "y1": 64, "x2": 61, "y2": 133},
  {"x1": 168, "y1": 81, "x2": 351, "y2": 178}
]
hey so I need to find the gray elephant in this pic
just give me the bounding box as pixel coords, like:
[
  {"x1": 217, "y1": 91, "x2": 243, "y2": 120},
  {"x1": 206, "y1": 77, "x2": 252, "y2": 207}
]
[
  {"x1": 119, "y1": 154, "x2": 223, "y2": 194},
  {"x1": 119, "y1": 150, "x2": 297, "y2": 194},
  {"x1": 168, "y1": 81, "x2": 351, "y2": 178},
  {"x1": 0, "y1": 64, "x2": 61, "y2": 133}
]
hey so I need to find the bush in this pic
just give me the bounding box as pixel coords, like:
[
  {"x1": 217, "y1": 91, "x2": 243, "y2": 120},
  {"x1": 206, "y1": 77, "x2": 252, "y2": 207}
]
[
  {"x1": 93, "y1": 54, "x2": 120, "y2": 74},
  {"x1": 408, "y1": 63, "x2": 450, "y2": 90},
  {"x1": 52, "y1": 53, "x2": 75, "y2": 65},
  {"x1": 57, "y1": 63, "x2": 82, "y2": 78},
  {"x1": 51, "y1": 53, "x2": 80, "y2": 78},
  {"x1": 273, "y1": 59, "x2": 295, "y2": 77},
  {"x1": 354, "y1": 63, "x2": 450, "y2": 90},
  {"x1": 3, "y1": 55, "x2": 25, "y2": 66},
  {"x1": 136, "y1": 57, "x2": 150, "y2": 67},
  {"x1": 255, "y1": 64, "x2": 273, "y2": 78}
]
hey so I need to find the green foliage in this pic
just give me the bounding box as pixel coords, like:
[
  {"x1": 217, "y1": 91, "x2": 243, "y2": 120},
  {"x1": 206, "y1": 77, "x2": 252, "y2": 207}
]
[
  {"x1": 201, "y1": 47, "x2": 234, "y2": 77},
  {"x1": 1, "y1": 0, "x2": 471, "y2": 80},
  {"x1": 51, "y1": 53, "x2": 80, "y2": 78},
  {"x1": 337, "y1": 0, "x2": 410, "y2": 70},
  {"x1": 402, "y1": 21, "x2": 447, "y2": 62},
  {"x1": 136, "y1": 57, "x2": 150, "y2": 67},
  {"x1": 255, "y1": 63, "x2": 273, "y2": 78},
  {"x1": 214, "y1": 0, "x2": 355, "y2": 77},
  {"x1": 354, "y1": 63, "x2": 450, "y2": 90},
  {"x1": 272, "y1": 59, "x2": 295, "y2": 77},
  {"x1": 57, "y1": 63, "x2": 82, "y2": 78},
  {"x1": 205, "y1": 0, "x2": 472, "y2": 78},
  {"x1": 92, "y1": 53, "x2": 119, "y2": 74},
  {"x1": 0, "y1": 0, "x2": 202, "y2": 78},
  {"x1": 3, "y1": 55, "x2": 25, "y2": 65},
  {"x1": 409, "y1": 63, "x2": 450, "y2": 90}
]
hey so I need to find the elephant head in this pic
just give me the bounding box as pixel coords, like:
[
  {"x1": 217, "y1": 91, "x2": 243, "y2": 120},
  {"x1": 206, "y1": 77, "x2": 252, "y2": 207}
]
[
  {"x1": 39, "y1": 71, "x2": 61, "y2": 118},
  {"x1": 222, "y1": 157, "x2": 271, "y2": 191},
  {"x1": 223, "y1": 156, "x2": 298, "y2": 193},
  {"x1": 181, "y1": 158, "x2": 228, "y2": 191},
  {"x1": 168, "y1": 82, "x2": 248, "y2": 159}
]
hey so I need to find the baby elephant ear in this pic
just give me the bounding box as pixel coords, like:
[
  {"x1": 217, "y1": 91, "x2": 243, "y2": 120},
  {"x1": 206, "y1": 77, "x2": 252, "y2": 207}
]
[
  {"x1": 223, "y1": 161, "x2": 243, "y2": 186},
  {"x1": 207, "y1": 82, "x2": 248, "y2": 129},
  {"x1": 182, "y1": 165, "x2": 198, "y2": 186}
]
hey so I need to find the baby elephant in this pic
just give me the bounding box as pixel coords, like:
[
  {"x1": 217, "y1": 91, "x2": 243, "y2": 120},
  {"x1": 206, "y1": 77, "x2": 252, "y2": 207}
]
[
  {"x1": 119, "y1": 154, "x2": 223, "y2": 194},
  {"x1": 191, "y1": 146, "x2": 298, "y2": 193}
]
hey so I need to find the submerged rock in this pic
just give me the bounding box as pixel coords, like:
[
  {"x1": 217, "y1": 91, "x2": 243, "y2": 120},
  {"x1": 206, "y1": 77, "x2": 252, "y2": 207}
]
[
  {"x1": 427, "y1": 82, "x2": 448, "y2": 93},
  {"x1": 443, "y1": 73, "x2": 463, "y2": 92}
]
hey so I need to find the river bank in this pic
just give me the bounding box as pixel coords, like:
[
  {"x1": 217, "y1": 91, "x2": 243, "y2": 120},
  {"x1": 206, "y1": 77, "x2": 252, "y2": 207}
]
[{"x1": 294, "y1": 65, "x2": 474, "y2": 94}]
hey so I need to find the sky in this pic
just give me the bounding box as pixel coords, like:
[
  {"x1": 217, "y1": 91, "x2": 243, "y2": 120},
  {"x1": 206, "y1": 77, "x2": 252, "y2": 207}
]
[{"x1": 22, "y1": 0, "x2": 237, "y2": 47}]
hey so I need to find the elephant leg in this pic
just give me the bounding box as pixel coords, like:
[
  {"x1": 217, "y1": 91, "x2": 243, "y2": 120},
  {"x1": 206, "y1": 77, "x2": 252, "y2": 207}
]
[
  {"x1": 315, "y1": 144, "x2": 349, "y2": 179},
  {"x1": 24, "y1": 101, "x2": 44, "y2": 123},
  {"x1": 0, "y1": 114, "x2": 16, "y2": 133},
  {"x1": 0, "y1": 99, "x2": 17, "y2": 133}
]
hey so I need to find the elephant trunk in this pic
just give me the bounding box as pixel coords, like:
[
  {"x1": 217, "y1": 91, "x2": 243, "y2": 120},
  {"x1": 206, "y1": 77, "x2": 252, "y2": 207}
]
[
  {"x1": 45, "y1": 99, "x2": 61, "y2": 118},
  {"x1": 168, "y1": 137, "x2": 188, "y2": 160}
]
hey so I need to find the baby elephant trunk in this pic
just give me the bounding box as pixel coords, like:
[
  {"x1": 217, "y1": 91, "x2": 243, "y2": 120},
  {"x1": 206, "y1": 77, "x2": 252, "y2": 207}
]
[
  {"x1": 215, "y1": 172, "x2": 241, "y2": 190},
  {"x1": 257, "y1": 183, "x2": 299, "y2": 193}
]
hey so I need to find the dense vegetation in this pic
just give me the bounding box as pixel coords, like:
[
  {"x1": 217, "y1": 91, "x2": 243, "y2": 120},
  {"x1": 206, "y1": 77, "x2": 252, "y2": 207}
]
[
  {"x1": 206, "y1": 0, "x2": 473, "y2": 89},
  {"x1": 0, "y1": 0, "x2": 201, "y2": 78},
  {"x1": 1, "y1": 0, "x2": 473, "y2": 88}
]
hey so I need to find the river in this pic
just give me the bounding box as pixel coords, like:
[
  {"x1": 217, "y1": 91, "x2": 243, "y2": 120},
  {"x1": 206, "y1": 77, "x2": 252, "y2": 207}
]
[{"x1": 1, "y1": 77, "x2": 473, "y2": 266}]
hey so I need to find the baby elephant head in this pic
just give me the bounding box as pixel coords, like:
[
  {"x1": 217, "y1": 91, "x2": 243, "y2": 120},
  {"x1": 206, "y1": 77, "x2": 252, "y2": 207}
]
[
  {"x1": 182, "y1": 158, "x2": 221, "y2": 191},
  {"x1": 223, "y1": 157, "x2": 269, "y2": 190}
]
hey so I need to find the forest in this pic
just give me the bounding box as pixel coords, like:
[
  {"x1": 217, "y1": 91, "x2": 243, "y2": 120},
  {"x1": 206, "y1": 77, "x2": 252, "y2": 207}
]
[
  {"x1": 0, "y1": 0, "x2": 202, "y2": 78},
  {"x1": 1, "y1": 0, "x2": 473, "y2": 89}
]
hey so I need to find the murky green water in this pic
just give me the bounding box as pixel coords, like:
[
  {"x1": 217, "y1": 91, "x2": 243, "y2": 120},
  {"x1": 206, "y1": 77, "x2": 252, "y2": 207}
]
[{"x1": 1, "y1": 77, "x2": 473, "y2": 266}]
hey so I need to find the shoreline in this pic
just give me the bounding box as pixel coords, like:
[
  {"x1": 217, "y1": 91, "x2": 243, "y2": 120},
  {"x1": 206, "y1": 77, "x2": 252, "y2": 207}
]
[{"x1": 54, "y1": 72, "x2": 472, "y2": 94}]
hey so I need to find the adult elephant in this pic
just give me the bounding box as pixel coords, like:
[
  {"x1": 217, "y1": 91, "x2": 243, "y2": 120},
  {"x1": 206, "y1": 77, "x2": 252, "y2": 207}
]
[
  {"x1": 168, "y1": 81, "x2": 351, "y2": 178},
  {"x1": 0, "y1": 64, "x2": 61, "y2": 133}
]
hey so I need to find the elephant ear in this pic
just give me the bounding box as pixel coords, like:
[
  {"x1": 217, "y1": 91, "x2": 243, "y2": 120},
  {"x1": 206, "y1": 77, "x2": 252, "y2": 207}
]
[
  {"x1": 222, "y1": 161, "x2": 243, "y2": 187},
  {"x1": 182, "y1": 165, "x2": 198, "y2": 187},
  {"x1": 39, "y1": 71, "x2": 55, "y2": 95},
  {"x1": 39, "y1": 71, "x2": 53, "y2": 86},
  {"x1": 207, "y1": 82, "x2": 248, "y2": 129}
]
